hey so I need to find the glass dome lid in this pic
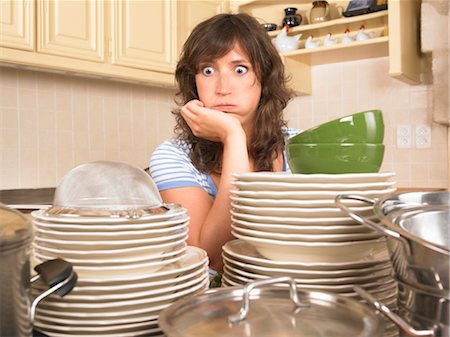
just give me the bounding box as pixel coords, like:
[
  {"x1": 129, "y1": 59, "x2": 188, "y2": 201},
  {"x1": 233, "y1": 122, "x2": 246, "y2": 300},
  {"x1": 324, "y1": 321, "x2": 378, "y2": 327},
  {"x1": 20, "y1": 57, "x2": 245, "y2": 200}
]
[{"x1": 45, "y1": 161, "x2": 169, "y2": 218}]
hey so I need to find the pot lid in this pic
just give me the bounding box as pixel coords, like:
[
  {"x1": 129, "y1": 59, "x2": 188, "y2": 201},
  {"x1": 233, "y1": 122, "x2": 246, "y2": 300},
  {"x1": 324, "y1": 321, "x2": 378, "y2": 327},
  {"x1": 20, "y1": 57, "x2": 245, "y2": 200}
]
[
  {"x1": 0, "y1": 203, "x2": 32, "y2": 251},
  {"x1": 45, "y1": 161, "x2": 165, "y2": 219},
  {"x1": 159, "y1": 277, "x2": 384, "y2": 337}
]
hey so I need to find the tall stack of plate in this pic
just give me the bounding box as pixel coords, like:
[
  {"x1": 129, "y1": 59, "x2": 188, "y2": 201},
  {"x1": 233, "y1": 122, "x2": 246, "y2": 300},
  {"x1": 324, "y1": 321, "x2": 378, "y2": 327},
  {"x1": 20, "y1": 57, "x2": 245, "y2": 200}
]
[
  {"x1": 31, "y1": 206, "x2": 209, "y2": 337},
  {"x1": 224, "y1": 171, "x2": 399, "y2": 337}
]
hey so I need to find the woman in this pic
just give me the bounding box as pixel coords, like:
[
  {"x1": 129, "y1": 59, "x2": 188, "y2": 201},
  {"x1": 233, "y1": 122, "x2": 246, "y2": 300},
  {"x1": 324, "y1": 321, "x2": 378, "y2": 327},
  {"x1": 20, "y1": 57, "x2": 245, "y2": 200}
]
[{"x1": 150, "y1": 13, "x2": 298, "y2": 272}]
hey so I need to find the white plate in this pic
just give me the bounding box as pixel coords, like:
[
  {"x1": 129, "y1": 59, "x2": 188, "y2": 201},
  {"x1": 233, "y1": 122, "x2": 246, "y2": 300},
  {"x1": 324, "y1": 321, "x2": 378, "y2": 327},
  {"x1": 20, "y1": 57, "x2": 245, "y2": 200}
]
[
  {"x1": 34, "y1": 242, "x2": 187, "y2": 265},
  {"x1": 223, "y1": 263, "x2": 392, "y2": 285},
  {"x1": 34, "y1": 222, "x2": 187, "y2": 240},
  {"x1": 34, "y1": 319, "x2": 159, "y2": 333},
  {"x1": 231, "y1": 224, "x2": 382, "y2": 242},
  {"x1": 35, "y1": 322, "x2": 163, "y2": 337},
  {"x1": 75, "y1": 245, "x2": 208, "y2": 283},
  {"x1": 231, "y1": 202, "x2": 373, "y2": 218},
  {"x1": 232, "y1": 180, "x2": 396, "y2": 191},
  {"x1": 222, "y1": 252, "x2": 393, "y2": 278},
  {"x1": 230, "y1": 187, "x2": 397, "y2": 200},
  {"x1": 34, "y1": 227, "x2": 188, "y2": 248},
  {"x1": 223, "y1": 269, "x2": 397, "y2": 293},
  {"x1": 34, "y1": 312, "x2": 159, "y2": 327},
  {"x1": 232, "y1": 217, "x2": 374, "y2": 234},
  {"x1": 32, "y1": 217, "x2": 190, "y2": 232},
  {"x1": 223, "y1": 239, "x2": 389, "y2": 270},
  {"x1": 232, "y1": 231, "x2": 388, "y2": 263},
  {"x1": 32, "y1": 206, "x2": 187, "y2": 224},
  {"x1": 33, "y1": 235, "x2": 188, "y2": 261},
  {"x1": 231, "y1": 210, "x2": 358, "y2": 225},
  {"x1": 232, "y1": 172, "x2": 396, "y2": 183},
  {"x1": 38, "y1": 277, "x2": 209, "y2": 309},
  {"x1": 33, "y1": 267, "x2": 209, "y2": 301},
  {"x1": 33, "y1": 252, "x2": 186, "y2": 279},
  {"x1": 230, "y1": 195, "x2": 365, "y2": 208}
]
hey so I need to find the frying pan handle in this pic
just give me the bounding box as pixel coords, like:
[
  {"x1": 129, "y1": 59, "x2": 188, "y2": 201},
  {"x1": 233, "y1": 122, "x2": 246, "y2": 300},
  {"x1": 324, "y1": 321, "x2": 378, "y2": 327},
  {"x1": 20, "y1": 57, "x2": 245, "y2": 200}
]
[
  {"x1": 355, "y1": 286, "x2": 438, "y2": 337},
  {"x1": 335, "y1": 194, "x2": 412, "y2": 255},
  {"x1": 228, "y1": 277, "x2": 309, "y2": 324}
]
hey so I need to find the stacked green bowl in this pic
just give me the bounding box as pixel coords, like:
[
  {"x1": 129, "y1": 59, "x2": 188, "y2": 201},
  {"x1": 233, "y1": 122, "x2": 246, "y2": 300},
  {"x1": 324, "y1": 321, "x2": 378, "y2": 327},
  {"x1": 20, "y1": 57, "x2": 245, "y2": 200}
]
[{"x1": 287, "y1": 110, "x2": 385, "y2": 174}]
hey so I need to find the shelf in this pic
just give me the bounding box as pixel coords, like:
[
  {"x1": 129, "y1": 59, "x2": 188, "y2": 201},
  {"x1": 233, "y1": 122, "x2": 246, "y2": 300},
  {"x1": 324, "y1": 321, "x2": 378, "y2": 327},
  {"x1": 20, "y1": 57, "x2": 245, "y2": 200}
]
[{"x1": 267, "y1": 10, "x2": 388, "y2": 37}]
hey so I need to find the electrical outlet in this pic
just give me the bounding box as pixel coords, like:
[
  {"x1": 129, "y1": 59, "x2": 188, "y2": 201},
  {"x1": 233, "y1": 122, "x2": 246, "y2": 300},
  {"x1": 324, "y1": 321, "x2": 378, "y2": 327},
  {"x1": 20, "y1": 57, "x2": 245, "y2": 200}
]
[
  {"x1": 397, "y1": 125, "x2": 412, "y2": 148},
  {"x1": 416, "y1": 124, "x2": 431, "y2": 148}
]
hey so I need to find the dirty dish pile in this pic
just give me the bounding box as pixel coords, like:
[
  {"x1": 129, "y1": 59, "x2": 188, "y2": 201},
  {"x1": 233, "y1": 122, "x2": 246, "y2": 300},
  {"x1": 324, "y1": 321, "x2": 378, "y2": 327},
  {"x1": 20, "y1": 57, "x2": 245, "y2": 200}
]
[
  {"x1": 30, "y1": 161, "x2": 209, "y2": 337},
  {"x1": 286, "y1": 109, "x2": 385, "y2": 174},
  {"x1": 226, "y1": 171, "x2": 399, "y2": 337}
]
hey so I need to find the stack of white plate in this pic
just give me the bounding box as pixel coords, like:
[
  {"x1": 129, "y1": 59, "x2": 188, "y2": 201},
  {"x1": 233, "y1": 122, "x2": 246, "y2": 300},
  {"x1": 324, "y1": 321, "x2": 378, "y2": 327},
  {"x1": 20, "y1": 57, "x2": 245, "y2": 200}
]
[
  {"x1": 31, "y1": 207, "x2": 209, "y2": 337},
  {"x1": 225, "y1": 172, "x2": 399, "y2": 337}
]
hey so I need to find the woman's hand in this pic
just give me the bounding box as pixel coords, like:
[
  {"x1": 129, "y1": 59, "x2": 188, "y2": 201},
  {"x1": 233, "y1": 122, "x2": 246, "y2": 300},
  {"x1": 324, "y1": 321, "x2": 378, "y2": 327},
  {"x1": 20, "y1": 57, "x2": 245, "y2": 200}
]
[{"x1": 180, "y1": 100, "x2": 243, "y2": 143}]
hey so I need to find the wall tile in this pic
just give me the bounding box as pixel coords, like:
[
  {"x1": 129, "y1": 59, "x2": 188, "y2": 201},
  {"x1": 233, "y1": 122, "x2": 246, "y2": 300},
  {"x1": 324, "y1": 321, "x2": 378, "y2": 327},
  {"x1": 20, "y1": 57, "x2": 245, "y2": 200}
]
[{"x1": 0, "y1": 61, "x2": 447, "y2": 190}]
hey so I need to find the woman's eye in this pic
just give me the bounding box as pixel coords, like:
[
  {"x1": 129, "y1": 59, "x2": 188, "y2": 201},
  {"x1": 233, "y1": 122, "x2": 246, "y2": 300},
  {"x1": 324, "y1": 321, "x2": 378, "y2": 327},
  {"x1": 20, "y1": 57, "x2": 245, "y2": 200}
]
[
  {"x1": 235, "y1": 66, "x2": 248, "y2": 75},
  {"x1": 201, "y1": 66, "x2": 214, "y2": 76}
]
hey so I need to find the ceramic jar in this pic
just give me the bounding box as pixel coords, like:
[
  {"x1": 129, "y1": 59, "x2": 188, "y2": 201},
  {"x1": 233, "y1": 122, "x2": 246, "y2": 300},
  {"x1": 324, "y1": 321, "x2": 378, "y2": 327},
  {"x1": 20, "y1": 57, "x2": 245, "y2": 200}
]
[
  {"x1": 309, "y1": 1, "x2": 330, "y2": 23},
  {"x1": 282, "y1": 7, "x2": 302, "y2": 28}
]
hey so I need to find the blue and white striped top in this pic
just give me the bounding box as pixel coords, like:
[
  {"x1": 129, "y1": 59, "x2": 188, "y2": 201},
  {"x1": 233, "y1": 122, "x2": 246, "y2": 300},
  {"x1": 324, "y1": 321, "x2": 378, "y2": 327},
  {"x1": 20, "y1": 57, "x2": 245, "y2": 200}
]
[{"x1": 149, "y1": 127, "x2": 300, "y2": 197}]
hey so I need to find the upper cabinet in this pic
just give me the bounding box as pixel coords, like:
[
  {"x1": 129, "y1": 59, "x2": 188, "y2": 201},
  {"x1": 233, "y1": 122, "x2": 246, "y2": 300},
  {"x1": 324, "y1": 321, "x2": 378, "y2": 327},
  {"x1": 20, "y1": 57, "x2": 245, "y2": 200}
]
[
  {"x1": 230, "y1": 0, "x2": 422, "y2": 95},
  {"x1": 0, "y1": 0, "x2": 227, "y2": 88},
  {"x1": 0, "y1": 0, "x2": 35, "y2": 51}
]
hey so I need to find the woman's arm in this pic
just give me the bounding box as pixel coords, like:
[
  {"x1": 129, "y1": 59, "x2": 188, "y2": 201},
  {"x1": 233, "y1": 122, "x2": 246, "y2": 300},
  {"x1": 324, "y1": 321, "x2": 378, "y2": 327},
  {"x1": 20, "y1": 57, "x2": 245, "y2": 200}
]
[{"x1": 159, "y1": 101, "x2": 251, "y2": 271}]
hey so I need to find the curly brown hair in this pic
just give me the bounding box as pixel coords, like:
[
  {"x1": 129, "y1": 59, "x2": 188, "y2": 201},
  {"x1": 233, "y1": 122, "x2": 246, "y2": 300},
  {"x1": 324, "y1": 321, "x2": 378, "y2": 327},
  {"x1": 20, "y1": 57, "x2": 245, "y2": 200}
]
[{"x1": 173, "y1": 13, "x2": 295, "y2": 174}]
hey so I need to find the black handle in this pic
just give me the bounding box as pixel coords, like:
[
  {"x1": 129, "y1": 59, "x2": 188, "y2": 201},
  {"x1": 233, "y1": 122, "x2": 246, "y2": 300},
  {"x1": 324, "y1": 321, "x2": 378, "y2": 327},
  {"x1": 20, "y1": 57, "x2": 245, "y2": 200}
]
[{"x1": 33, "y1": 258, "x2": 73, "y2": 287}]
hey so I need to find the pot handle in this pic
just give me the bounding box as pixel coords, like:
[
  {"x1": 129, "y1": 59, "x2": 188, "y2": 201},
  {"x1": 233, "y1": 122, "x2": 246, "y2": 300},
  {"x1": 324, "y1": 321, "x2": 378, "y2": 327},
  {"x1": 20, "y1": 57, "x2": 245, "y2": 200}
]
[
  {"x1": 228, "y1": 276, "x2": 309, "y2": 324},
  {"x1": 354, "y1": 286, "x2": 438, "y2": 337},
  {"x1": 335, "y1": 194, "x2": 412, "y2": 255},
  {"x1": 29, "y1": 258, "x2": 77, "y2": 323}
]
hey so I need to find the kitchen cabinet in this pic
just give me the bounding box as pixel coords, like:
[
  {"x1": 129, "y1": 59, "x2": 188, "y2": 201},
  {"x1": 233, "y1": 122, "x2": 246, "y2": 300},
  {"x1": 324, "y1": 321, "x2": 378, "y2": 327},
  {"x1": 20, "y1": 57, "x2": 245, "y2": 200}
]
[
  {"x1": 230, "y1": 0, "x2": 422, "y2": 95},
  {"x1": 0, "y1": 0, "x2": 35, "y2": 51},
  {"x1": 0, "y1": 0, "x2": 227, "y2": 87}
]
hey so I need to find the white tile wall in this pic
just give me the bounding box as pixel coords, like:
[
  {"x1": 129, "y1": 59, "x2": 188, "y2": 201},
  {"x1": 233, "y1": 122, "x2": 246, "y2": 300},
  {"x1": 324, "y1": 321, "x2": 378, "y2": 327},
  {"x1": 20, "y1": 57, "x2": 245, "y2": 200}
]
[{"x1": 0, "y1": 56, "x2": 448, "y2": 189}]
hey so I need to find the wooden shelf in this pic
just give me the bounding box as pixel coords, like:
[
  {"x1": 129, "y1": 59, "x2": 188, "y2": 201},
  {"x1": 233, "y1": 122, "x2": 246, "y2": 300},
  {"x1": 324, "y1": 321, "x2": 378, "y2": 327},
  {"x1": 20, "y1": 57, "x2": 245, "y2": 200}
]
[{"x1": 232, "y1": 0, "x2": 422, "y2": 95}]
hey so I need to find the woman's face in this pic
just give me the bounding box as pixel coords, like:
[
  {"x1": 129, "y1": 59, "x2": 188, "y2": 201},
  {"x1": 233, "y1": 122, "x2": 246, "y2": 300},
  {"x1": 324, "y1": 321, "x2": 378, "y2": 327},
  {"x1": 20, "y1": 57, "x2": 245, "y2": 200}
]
[{"x1": 194, "y1": 43, "x2": 262, "y2": 131}]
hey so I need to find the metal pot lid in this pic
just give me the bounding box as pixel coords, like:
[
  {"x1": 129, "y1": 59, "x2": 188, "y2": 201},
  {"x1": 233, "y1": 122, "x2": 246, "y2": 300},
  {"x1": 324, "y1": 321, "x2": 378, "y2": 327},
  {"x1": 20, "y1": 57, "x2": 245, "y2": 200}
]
[
  {"x1": 0, "y1": 203, "x2": 32, "y2": 251},
  {"x1": 159, "y1": 277, "x2": 385, "y2": 337}
]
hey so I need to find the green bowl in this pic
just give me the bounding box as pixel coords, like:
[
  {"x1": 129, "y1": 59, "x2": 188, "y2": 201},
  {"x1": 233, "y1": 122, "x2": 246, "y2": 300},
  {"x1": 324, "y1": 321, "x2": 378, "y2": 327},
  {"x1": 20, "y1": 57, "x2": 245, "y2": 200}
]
[
  {"x1": 287, "y1": 143, "x2": 385, "y2": 174},
  {"x1": 288, "y1": 110, "x2": 384, "y2": 144}
]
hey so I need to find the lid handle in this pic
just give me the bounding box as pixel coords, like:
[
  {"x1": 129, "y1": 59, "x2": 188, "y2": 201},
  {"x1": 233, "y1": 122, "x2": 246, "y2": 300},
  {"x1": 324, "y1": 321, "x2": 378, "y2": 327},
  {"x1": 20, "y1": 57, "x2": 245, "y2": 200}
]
[
  {"x1": 355, "y1": 286, "x2": 437, "y2": 337},
  {"x1": 335, "y1": 194, "x2": 412, "y2": 255},
  {"x1": 228, "y1": 276, "x2": 309, "y2": 324}
]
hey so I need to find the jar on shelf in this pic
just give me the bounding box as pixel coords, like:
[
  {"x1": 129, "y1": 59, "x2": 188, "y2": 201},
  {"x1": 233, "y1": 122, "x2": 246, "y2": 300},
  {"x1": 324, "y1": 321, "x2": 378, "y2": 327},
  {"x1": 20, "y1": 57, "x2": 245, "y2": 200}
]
[
  {"x1": 309, "y1": 1, "x2": 330, "y2": 23},
  {"x1": 282, "y1": 7, "x2": 302, "y2": 28}
]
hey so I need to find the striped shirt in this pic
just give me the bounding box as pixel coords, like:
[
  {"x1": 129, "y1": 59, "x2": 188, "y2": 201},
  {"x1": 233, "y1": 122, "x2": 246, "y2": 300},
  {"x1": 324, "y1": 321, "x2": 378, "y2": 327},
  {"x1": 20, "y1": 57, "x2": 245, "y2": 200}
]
[{"x1": 149, "y1": 128, "x2": 300, "y2": 197}]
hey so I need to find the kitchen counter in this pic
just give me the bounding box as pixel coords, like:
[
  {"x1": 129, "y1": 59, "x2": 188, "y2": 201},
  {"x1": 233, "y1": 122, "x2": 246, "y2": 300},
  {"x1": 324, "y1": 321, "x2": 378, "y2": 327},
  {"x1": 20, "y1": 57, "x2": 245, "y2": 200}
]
[{"x1": 0, "y1": 188, "x2": 55, "y2": 208}]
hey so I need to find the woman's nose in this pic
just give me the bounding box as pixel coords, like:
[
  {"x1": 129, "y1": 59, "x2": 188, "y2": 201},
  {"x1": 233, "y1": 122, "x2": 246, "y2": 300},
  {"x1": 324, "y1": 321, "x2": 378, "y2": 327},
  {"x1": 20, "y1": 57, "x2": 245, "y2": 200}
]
[{"x1": 215, "y1": 74, "x2": 231, "y2": 95}]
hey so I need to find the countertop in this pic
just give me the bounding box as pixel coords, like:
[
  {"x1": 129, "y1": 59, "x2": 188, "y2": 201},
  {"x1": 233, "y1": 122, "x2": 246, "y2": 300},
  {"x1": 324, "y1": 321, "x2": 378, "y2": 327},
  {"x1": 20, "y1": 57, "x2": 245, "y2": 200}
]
[{"x1": 0, "y1": 188, "x2": 55, "y2": 209}]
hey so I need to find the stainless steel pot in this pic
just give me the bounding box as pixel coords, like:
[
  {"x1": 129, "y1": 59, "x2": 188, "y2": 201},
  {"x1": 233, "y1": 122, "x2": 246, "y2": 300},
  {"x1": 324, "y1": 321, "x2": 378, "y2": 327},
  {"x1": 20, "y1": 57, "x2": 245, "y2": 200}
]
[
  {"x1": 159, "y1": 277, "x2": 386, "y2": 337},
  {"x1": 0, "y1": 204, "x2": 77, "y2": 337},
  {"x1": 356, "y1": 286, "x2": 446, "y2": 337},
  {"x1": 397, "y1": 278, "x2": 449, "y2": 326},
  {"x1": 335, "y1": 192, "x2": 450, "y2": 293}
]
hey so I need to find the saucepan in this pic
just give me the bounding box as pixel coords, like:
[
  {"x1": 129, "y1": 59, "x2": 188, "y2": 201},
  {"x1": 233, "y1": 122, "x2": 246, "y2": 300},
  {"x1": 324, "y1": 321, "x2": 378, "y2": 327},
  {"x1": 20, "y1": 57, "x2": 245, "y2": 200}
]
[
  {"x1": 335, "y1": 192, "x2": 450, "y2": 293},
  {"x1": 159, "y1": 276, "x2": 387, "y2": 337},
  {"x1": 0, "y1": 203, "x2": 77, "y2": 337}
]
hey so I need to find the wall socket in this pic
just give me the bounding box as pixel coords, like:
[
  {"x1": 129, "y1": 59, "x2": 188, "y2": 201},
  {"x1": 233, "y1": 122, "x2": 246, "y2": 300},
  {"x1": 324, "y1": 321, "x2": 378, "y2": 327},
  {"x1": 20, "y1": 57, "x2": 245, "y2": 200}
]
[
  {"x1": 415, "y1": 124, "x2": 432, "y2": 148},
  {"x1": 396, "y1": 125, "x2": 412, "y2": 148}
]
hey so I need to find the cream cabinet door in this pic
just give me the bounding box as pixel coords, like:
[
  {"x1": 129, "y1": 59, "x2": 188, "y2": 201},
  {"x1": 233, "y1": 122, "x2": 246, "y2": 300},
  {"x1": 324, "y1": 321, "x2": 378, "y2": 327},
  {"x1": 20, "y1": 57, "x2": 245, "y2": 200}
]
[
  {"x1": 0, "y1": 0, "x2": 35, "y2": 50},
  {"x1": 37, "y1": 0, "x2": 104, "y2": 62},
  {"x1": 111, "y1": 0, "x2": 176, "y2": 73}
]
